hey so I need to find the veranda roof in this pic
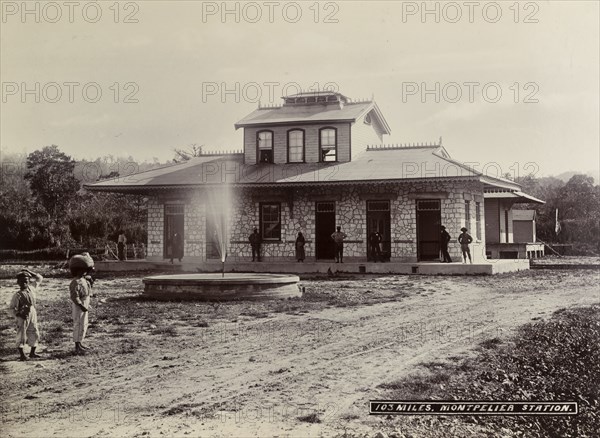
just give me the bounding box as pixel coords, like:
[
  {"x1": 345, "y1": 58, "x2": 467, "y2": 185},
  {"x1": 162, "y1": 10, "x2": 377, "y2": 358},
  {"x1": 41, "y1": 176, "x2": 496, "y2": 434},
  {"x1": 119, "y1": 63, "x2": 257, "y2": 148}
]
[{"x1": 484, "y1": 190, "x2": 545, "y2": 204}]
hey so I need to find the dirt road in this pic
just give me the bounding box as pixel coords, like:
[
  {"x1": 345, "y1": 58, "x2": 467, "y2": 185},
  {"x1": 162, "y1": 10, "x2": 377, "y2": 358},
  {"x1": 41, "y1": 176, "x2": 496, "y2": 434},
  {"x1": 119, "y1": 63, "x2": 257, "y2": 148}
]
[{"x1": 1, "y1": 271, "x2": 598, "y2": 437}]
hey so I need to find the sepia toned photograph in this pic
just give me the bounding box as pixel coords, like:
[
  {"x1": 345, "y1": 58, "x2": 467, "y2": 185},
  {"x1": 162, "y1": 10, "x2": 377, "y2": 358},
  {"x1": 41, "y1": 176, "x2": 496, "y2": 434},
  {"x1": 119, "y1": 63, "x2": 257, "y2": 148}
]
[{"x1": 1, "y1": 1, "x2": 599, "y2": 437}]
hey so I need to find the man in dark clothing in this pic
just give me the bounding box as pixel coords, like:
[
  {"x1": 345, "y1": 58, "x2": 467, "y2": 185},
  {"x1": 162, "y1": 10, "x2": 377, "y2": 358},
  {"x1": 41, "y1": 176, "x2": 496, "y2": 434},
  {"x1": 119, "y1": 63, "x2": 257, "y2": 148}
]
[
  {"x1": 170, "y1": 232, "x2": 183, "y2": 263},
  {"x1": 249, "y1": 228, "x2": 261, "y2": 261},
  {"x1": 369, "y1": 231, "x2": 382, "y2": 262},
  {"x1": 331, "y1": 226, "x2": 347, "y2": 263},
  {"x1": 440, "y1": 225, "x2": 452, "y2": 263}
]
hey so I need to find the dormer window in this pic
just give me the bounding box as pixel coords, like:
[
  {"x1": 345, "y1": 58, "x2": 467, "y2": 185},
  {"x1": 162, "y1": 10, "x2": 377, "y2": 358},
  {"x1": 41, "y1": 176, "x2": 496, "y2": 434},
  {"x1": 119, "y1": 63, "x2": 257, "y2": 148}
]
[
  {"x1": 287, "y1": 129, "x2": 304, "y2": 163},
  {"x1": 320, "y1": 127, "x2": 337, "y2": 162},
  {"x1": 257, "y1": 130, "x2": 273, "y2": 163}
]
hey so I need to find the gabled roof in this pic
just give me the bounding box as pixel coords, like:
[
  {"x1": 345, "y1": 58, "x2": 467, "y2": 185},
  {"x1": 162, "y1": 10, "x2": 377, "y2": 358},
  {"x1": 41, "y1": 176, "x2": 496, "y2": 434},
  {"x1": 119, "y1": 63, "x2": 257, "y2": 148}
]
[
  {"x1": 85, "y1": 145, "x2": 507, "y2": 193},
  {"x1": 234, "y1": 100, "x2": 391, "y2": 134}
]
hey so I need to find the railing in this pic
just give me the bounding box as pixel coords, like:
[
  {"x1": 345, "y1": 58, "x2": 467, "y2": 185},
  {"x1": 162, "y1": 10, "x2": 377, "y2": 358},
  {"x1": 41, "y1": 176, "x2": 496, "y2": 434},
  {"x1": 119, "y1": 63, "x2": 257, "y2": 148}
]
[
  {"x1": 538, "y1": 240, "x2": 563, "y2": 257},
  {"x1": 0, "y1": 243, "x2": 148, "y2": 262}
]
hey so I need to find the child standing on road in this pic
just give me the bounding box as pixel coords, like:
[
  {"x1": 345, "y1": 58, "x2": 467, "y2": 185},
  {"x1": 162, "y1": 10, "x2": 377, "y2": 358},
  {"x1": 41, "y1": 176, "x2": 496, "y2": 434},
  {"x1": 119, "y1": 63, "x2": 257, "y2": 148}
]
[{"x1": 10, "y1": 269, "x2": 43, "y2": 361}]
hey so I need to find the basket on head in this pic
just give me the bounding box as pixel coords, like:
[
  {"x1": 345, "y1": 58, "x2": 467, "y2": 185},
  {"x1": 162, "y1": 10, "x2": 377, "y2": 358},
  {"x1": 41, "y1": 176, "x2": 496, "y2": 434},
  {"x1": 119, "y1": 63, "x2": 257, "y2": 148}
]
[{"x1": 69, "y1": 253, "x2": 94, "y2": 270}]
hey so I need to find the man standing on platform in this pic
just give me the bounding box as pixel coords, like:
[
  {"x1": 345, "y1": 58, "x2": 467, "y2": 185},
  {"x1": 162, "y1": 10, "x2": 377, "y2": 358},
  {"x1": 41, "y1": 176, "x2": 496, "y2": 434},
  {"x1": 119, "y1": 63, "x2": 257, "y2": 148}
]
[
  {"x1": 331, "y1": 226, "x2": 347, "y2": 263},
  {"x1": 249, "y1": 228, "x2": 261, "y2": 261},
  {"x1": 440, "y1": 225, "x2": 452, "y2": 263},
  {"x1": 369, "y1": 231, "x2": 382, "y2": 262}
]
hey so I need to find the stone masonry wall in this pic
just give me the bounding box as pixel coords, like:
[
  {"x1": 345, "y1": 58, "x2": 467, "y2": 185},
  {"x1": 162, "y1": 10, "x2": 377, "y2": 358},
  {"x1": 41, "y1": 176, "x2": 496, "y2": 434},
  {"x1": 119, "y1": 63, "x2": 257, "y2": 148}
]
[
  {"x1": 184, "y1": 193, "x2": 205, "y2": 258},
  {"x1": 146, "y1": 200, "x2": 164, "y2": 261},
  {"x1": 147, "y1": 180, "x2": 487, "y2": 262}
]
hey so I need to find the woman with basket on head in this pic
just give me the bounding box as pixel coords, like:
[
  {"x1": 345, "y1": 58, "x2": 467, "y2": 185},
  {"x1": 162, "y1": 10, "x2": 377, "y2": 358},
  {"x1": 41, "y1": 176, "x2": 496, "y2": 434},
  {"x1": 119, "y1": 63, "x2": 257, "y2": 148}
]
[{"x1": 69, "y1": 253, "x2": 96, "y2": 354}]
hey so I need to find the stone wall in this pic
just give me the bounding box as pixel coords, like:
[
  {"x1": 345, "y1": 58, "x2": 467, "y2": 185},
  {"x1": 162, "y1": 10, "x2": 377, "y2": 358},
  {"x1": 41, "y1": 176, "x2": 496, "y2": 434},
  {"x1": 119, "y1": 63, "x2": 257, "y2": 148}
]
[
  {"x1": 146, "y1": 200, "x2": 164, "y2": 261},
  {"x1": 145, "y1": 180, "x2": 487, "y2": 263},
  {"x1": 184, "y1": 193, "x2": 205, "y2": 258}
]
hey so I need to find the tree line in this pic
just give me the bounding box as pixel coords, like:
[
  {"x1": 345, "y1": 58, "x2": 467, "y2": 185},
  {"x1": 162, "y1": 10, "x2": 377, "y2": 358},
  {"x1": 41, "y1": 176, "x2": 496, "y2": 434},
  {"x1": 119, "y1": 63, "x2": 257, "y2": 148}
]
[{"x1": 0, "y1": 145, "x2": 165, "y2": 252}]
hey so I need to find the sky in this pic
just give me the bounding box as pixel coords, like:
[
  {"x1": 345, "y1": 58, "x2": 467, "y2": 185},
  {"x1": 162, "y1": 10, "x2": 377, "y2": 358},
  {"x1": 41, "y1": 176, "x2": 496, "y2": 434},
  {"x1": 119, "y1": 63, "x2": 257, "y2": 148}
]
[{"x1": 1, "y1": 0, "x2": 599, "y2": 179}]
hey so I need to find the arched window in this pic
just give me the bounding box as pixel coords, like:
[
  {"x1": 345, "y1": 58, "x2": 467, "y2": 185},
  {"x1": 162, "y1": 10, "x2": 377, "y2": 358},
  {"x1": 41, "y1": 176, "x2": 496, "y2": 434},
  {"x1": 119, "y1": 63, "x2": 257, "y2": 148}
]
[
  {"x1": 319, "y1": 127, "x2": 337, "y2": 162},
  {"x1": 257, "y1": 130, "x2": 273, "y2": 163},
  {"x1": 287, "y1": 129, "x2": 304, "y2": 163}
]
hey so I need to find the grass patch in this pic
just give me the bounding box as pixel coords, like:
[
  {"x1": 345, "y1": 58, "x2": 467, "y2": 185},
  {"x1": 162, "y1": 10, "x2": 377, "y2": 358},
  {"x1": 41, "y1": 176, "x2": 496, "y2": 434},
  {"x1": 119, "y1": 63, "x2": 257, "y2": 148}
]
[
  {"x1": 118, "y1": 338, "x2": 142, "y2": 354},
  {"x1": 151, "y1": 325, "x2": 178, "y2": 336},
  {"x1": 380, "y1": 305, "x2": 600, "y2": 437},
  {"x1": 479, "y1": 337, "x2": 503, "y2": 350}
]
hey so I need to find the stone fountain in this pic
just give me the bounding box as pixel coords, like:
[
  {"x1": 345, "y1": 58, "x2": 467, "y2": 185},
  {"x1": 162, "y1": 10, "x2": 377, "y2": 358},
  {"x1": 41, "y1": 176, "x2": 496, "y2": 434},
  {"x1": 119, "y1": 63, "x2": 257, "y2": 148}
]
[{"x1": 142, "y1": 187, "x2": 301, "y2": 301}]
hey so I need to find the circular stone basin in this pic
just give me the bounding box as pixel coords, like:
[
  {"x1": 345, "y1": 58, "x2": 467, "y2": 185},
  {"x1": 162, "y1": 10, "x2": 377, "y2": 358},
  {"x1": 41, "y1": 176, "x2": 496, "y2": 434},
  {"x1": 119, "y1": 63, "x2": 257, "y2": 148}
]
[{"x1": 142, "y1": 273, "x2": 301, "y2": 301}]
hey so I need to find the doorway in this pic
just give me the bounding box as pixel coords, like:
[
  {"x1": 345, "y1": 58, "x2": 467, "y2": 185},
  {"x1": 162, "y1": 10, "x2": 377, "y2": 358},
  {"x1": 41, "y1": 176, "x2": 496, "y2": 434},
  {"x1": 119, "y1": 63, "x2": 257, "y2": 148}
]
[
  {"x1": 416, "y1": 199, "x2": 441, "y2": 261},
  {"x1": 164, "y1": 204, "x2": 184, "y2": 259},
  {"x1": 366, "y1": 200, "x2": 391, "y2": 261},
  {"x1": 315, "y1": 202, "x2": 336, "y2": 260},
  {"x1": 205, "y1": 214, "x2": 220, "y2": 259}
]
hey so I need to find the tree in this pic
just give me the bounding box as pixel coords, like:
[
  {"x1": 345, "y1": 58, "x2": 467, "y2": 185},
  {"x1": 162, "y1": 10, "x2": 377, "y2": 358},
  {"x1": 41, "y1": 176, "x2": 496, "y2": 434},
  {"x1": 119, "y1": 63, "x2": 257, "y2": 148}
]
[
  {"x1": 558, "y1": 175, "x2": 598, "y2": 219},
  {"x1": 516, "y1": 173, "x2": 600, "y2": 252},
  {"x1": 24, "y1": 145, "x2": 81, "y2": 221}
]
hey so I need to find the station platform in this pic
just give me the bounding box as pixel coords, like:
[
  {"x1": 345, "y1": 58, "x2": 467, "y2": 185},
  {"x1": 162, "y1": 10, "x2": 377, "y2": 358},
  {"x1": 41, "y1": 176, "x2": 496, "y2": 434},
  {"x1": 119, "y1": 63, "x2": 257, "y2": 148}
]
[{"x1": 95, "y1": 259, "x2": 530, "y2": 275}]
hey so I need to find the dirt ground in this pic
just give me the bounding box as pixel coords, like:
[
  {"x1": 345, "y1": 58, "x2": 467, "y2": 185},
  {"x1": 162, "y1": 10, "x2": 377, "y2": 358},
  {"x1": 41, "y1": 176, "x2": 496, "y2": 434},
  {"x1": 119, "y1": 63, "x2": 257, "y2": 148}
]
[{"x1": 0, "y1": 267, "x2": 598, "y2": 437}]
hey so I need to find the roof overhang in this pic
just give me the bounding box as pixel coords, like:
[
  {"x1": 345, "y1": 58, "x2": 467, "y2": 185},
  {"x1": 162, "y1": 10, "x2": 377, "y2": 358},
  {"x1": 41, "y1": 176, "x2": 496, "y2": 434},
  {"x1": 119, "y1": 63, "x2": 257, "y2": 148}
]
[
  {"x1": 484, "y1": 190, "x2": 545, "y2": 204},
  {"x1": 84, "y1": 175, "x2": 481, "y2": 195},
  {"x1": 481, "y1": 175, "x2": 522, "y2": 191},
  {"x1": 234, "y1": 118, "x2": 357, "y2": 130}
]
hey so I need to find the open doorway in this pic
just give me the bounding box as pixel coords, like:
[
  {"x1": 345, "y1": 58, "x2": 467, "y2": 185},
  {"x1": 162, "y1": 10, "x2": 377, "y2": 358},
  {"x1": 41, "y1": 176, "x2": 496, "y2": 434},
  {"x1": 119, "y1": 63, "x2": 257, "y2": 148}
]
[
  {"x1": 416, "y1": 199, "x2": 441, "y2": 261},
  {"x1": 315, "y1": 202, "x2": 336, "y2": 260},
  {"x1": 164, "y1": 204, "x2": 184, "y2": 259},
  {"x1": 366, "y1": 200, "x2": 391, "y2": 261}
]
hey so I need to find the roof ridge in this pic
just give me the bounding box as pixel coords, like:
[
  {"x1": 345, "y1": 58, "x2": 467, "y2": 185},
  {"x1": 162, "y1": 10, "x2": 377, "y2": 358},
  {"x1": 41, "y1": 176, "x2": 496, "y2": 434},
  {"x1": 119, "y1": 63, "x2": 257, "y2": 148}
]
[
  {"x1": 367, "y1": 142, "x2": 440, "y2": 150},
  {"x1": 199, "y1": 149, "x2": 244, "y2": 156},
  {"x1": 257, "y1": 103, "x2": 282, "y2": 109},
  {"x1": 347, "y1": 98, "x2": 373, "y2": 104}
]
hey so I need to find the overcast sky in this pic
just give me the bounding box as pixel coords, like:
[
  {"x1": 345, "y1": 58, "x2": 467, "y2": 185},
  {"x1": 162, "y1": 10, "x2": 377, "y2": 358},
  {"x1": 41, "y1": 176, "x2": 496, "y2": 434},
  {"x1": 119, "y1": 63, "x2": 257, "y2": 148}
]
[{"x1": 1, "y1": 0, "x2": 598, "y2": 179}]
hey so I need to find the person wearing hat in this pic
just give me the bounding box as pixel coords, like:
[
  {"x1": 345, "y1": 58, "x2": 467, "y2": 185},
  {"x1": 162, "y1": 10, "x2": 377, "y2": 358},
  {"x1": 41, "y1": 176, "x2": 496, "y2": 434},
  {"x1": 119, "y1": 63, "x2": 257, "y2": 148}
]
[
  {"x1": 69, "y1": 253, "x2": 94, "y2": 354},
  {"x1": 458, "y1": 227, "x2": 473, "y2": 264},
  {"x1": 9, "y1": 269, "x2": 43, "y2": 361},
  {"x1": 331, "y1": 226, "x2": 347, "y2": 263},
  {"x1": 440, "y1": 225, "x2": 452, "y2": 263},
  {"x1": 249, "y1": 228, "x2": 261, "y2": 262},
  {"x1": 369, "y1": 230, "x2": 383, "y2": 262}
]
